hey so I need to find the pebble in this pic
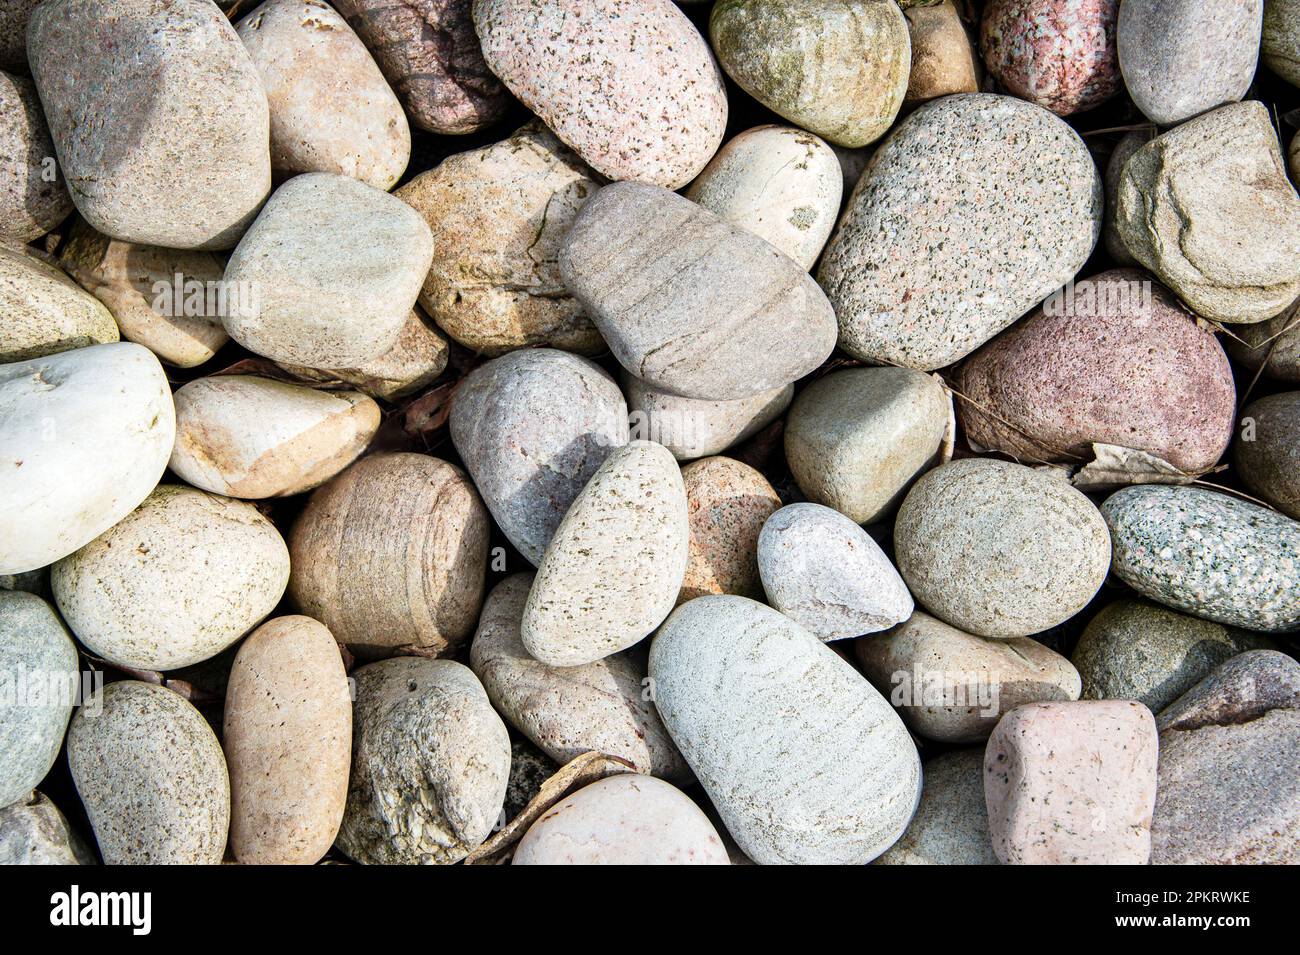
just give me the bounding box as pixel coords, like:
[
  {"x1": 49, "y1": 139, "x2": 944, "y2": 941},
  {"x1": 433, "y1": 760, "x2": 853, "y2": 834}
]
[
  {"x1": 0, "y1": 72, "x2": 72, "y2": 242},
  {"x1": 0, "y1": 1, "x2": 39, "y2": 73},
  {"x1": 624, "y1": 374, "x2": 791, "y2": 462},
  {"x1": 51, "y1": 485, "x2": 290, "y2": 671},
  {"x1": 895, "y1": 459, "x2": 1111, "y2": 638},
  {"x1": 649, "y1": 595, "x2": 922, "y2": 865},
  {"x1": 984, "y1": 700, "x2": 1158, "y2": 864},
  {"x1": 784, "y1": 366, "x2": 951, "y2": 526},
  {"x1": 0, "y1": 791, "x2": 95, "y2": 865},
  {"x1": 1234, "y1": 392, "x2": 1300, "y2": 519},
  {"x1": 758, "y1": 503, "x2": 913, "y2": 641},
  {"x1": 27, "y1": 0, "x2": 271, "y2": 250},
  {"x1": 522, "y1": 441, "x2": 688, "y2": 667},
  {"x1": 474, "y1": 0, "x2": 727, "y2": 189},
  {"x1": 67, "y1": 681, "x2": 230, "y2": 865},
  {"x1": 903, "y1": 1, "x2": 982, "y2": 107},
  {"x1": 170, "y1": 376, "x2": 380, "y2": 499},
  {"x1": 0, "y1": 343, "x2": 174, "y2": 575},
  {"x1": 1101, "y1": 130, "x2": 1154, "y2": 266},
  {"x1": 336, "y1": 658, "x2": 509, "y2": 865},
  {"x1": 818, "y1": 93, "x2": 1102, "y2": 370},
  {"x1": 513, "y1": 774, "x2": 729, "y2": 865},
  {"x1": 560, "y1": 181, "x2": 838, "y2": 400},
  {"x1": 1102, "y1": 485, "x2": 1300, "y2": 633},
  {"x1": 1266, "y1": 1, "x2": 1300, "y2": 86},
  {"x1": 1224, "y1": 307, "x2": 1300, "y2": 382},
  {"x1": 223, "y1": 172, "x2": 434, "y2": 367},
  {"x1": 876, "y1": 749, "x2": 999, "y2": 865},
  {"x1": 0, "y1": 241, "x2": 118, "y2": 363},
  {"x1": 710, "y1": 0, "x2": 910, "y2": 148},
  {"x1": 857, "y1": 610, "x2": 1081, "y2": 742},
  {"x1": 680, "y1": 457, "x2": 781, "y2": 604},
  {"x1": 450, "y1": 349, "x2": 628, "y2": 566}
]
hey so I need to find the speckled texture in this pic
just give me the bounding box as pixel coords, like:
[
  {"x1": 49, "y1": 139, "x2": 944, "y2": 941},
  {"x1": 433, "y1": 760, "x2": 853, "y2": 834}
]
[
  {"x1": 1102, "y1": 130, "x2": 1154, "y2": 266},
  {"x1": 1235, "y1": 392, "x2": 1300, "y2": 519},
  {"x1": 27, "y1": 0, "x2": 271, "y2": 250},
  {"x1": 710, "y1": 0, "x2": 910, "y2": 148},
  {"x1": 0, "y1": 791, "x2": 96, "y2": 865},
  {"x1": 650, "y1": 596, "x2": 921, "y2": 865},
  {"x1": 288, "y1": 453, "x2": 490, "y2": 657},
  {"x1": 513, "y1": 774, "x2": 729, "y2": 865},
  {"x1": 1265, "y1": 0, "x2": 1300, "y2": 86},
  {"x1": 224, "y1": 616, "x2": 351, "y2": 865},
  {"x1": 336, "y1": 658, "x2": 509, "y2": 865},
  {"x1": 819, "y1": 94, "x2": 1102, "y2": 370},
  {"x1": 1224, "y1": 306, "x2": 1300, "y2": 382},
  {"x1": 679, "y1": 456, "x2": 780, "y2": 604},
  {"x1": 985, "y1": 700, "x2": 1157, "y2": 864},
  {"x1": 561, "y1": 182, "x2": 838, "y2": 401},
  {"x1": 0, "y1": 1, "x2": 39, "y2": 73},
  {"x1": 1102, "y1": 485, "x2": 1300, "y2": 633},
  {"x1": 1117, "y1": 102, "x2": 1300, "y2": 324},
  {"x1": 52, "y1": 485, "x2": 290, "y2": 672},
  {"x1": 857, "y1": 610, "x2": 1081, "y2": 743},
  {"x1": 170, "y1": 376, "x2": 380, "y2": 499},
  {"x1": 522, "y1": 441, "x2": 688, "y2": 667},
  {"x1": 334, "y1": 0, "x2": 507, "y2": 134},
  {"x1": 396, "y1": 123, "x2": 603, "y2": 355},
  {"x1": 903, "y1": 1, "x2": 982, "y2": 106},
  {"x1": 1152, "y1": 651, "x2": 1300, "y2": 864},
  {"x1": 470, "y1": 574, "x2": 690, "y2": 781},
  {"x1": 956, "y1": 269, "x2": 1237, "y2": 472},
  {"x1": 0, "y1": 343, "x2": 175, "y2": 575},
  {"x1": 624, "y1": 373, "x2": 791, "y2": 463},
  {"x1": 475, "y1": 0, "x2": 727, "y2": 189},
  {"x1": 876, "y1": 749, "x2": 999, "y2": 865},
  {"x1": 685, "y1": 125, "x2": 842, "y2": 270},
  {"x1": 785, "y1": 366, "x2": 951, "y2": 525},
  {"x1": 980, "y1": 0, "x2": 1120, "y2": 116},
  {"x1": 0, "y1": 241, "x2": 118, "y2": 363},
  {"x1": 1118, "y1": 0, "x2": 1263, "y2": 125},
  {"x1": 895, "y1": 459, "x2": 1111, "y2": 639},
  {"x1": 237, "y1": 0, "x2": 410, "y2": 190},
  {"x1": 450, "y1": 349, "x2": 628, "y2": 566},
  {"x1": 503, "y1": 739, "x2": 556, "y2": 822},
  {"x1": 67, "y1": 681, "x2": 230, "y2": 865},
  {"x1": 0, "y1": 72, "x2": 73, "y2": 242},
  {"x1": 759, "y1": 503, "x2": 913, "y2": 641},
  {"x1": 0, "y1": 592, "x2": 79, "y2": 809}
]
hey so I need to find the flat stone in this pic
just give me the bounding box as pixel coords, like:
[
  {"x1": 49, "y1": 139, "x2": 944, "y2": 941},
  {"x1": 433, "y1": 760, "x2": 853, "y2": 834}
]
[
  {"x1": 0, "y1": 791, "x2": 96, "y2": 864},
  {"x1": 624, "y1": 373, "x2": 791, "y2": 462},
  {"x1": 904, "y1": 1, "x2": 981, "y2": 106},
  {"x1": 1265, "y1": 0, "x2": 1300, "y2": 86},
  {"x1": 1223, "y1": 305, "x2": 1300, "y2": 382},
  {"x1": 0, "y1": 72, "x2": 73, "y2": 242},
  {"x1": 680, "y1": 456, "x2": 781, "y2": 604},
  {"x1": 876, "y1": 749, "x2": 999, "y2": 865},
  {"x1": 1234, "y1": 392, "x2": 1300, "y2": 519},
  {"x1": 0, "y1": 241, "x2": 117, "y2": 363}
]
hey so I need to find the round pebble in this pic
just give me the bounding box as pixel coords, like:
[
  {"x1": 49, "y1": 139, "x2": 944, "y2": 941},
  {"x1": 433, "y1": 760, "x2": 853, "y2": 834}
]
[
  {"x1": 1234, "y1": 392, "x2": 1300, "y2": 519},
  {"x1": 680, "y1": 456, "x2": 781, "y2": 604}
]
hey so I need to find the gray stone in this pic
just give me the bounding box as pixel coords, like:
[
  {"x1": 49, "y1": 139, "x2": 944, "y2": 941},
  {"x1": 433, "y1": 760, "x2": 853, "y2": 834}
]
[
  {"x1": 624, "y1": 372, "x2": 792, "y2": 462},
  {"x1": 503, "y1": 739, "x2": 556, "y2": 823},
  {"x1": 876, "y1": 750, "x2": 999, "y2": 865},
  {"x1": 0, "y1": 72, "x2": 73, "y2": 242},
  {"x1": 0, "y1": 2, "x2": 39, "y2": 73},
  {"x1": 1264, "y1": 0, "x2": 1300, "y2": 86},
  {"x1": 1234, "y1": 392, "x2": 1300, "y2": 519},
  {"x1": 1103, "y1": 130, "x2": 1154, "y2": 266},
  {"x1": 0, "y1": 791, "x2": 96, "y2": 865},
  {"x1": 1223, "y1": 306, "x2": 1300, "y2": 382}
]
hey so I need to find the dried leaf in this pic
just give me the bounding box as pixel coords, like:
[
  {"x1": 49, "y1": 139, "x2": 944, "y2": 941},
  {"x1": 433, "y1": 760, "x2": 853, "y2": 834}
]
[
  {"x1": 402, "y1": 379, "x2": 461, "y2": 438},
  {"x1": 1070, "y1": 444, "x2": 1196, "y2": 491}
]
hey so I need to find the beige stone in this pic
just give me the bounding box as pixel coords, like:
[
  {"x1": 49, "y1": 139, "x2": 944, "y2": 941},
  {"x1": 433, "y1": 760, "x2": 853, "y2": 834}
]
[
  {"x1": 680, "y1": 456, "x2": 781, "y2": 604},
  {"x1": 903, "y1": 1, "x2": 981, "y2": 105},
  {"x1": 0, "y1": 72, "x2": 73, "y2": 242},
  {"x1": 0, "y1": 240, "x2": 117, "y2": 363}
]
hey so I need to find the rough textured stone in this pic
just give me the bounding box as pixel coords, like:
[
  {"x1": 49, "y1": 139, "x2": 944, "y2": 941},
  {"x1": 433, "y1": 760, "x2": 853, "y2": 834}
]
[
  {"x1": 819, "y1": 94, "x2": 1102, "y2": 370},
  {"x1": 903, "y1": 1, "x2": 981, "y2": 106},
  {"x1": 1102, "y1": 129, "x2": 1154, "y2": 266},
  {"x1": 0, "y1": 791, "x2": 96, "y2": 864},
  {"x1": 561, "y1": 182, "x2": 837, "y2": 401},
  {"x1": 1234, "y1": 392, "x2": 1300, "y2": 519},
  {"x1": 876, "y1": 749, "x2": 999, "y2": 865},
  {"x1": 0, "y1": 241, "x2": 118, "y2": 363},
  {"x1": 1265, "y1": 0, "x2": 1300, "y2": 86},
  {"x1": 680, "y1": 457, "x2": 781, "y2": 604},
  {"x1": 0, "y1": 72, "x2": 73, "y2": 242},
  {"x1": 0, "y1": 2, "x2": 39, "y2": 73},
  {"x1": 1223, "y1": 306, "x2": 1300, "y2": 382},
  {"x1": 28, "y1": 0, "x2": 271, "y2": 250},
  {"x1": 650, "y1": 596, "x2": 922, "y2": 865},
  {"x1": 475, "y1": 0, "x2": 727, "y2": 188},
  {"x1": 624, "y1": 373, "x2": 791, "y2": 463}
]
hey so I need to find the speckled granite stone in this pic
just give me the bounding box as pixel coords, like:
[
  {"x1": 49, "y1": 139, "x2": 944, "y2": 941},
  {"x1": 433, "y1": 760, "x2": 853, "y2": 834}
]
[
  {"x1": 680, "y1": 457, "x2": 781, "y2": 604},
  {"x1": 877, "y1": 749, "x2": 999, "y2": 865},
  {"x1": 0, "y1": 73, "x2": 73, "y2": 242},
  {"x1": 0, "y1": 791, "x2": 96, "y2": 864},
  {"x1": 1266, "y1": 0, "x2": 1300, "y2": 86},
  {"x1": 1234, "y1": 392, "x2": 1300, "y2": 519},
  {"x1": 0, "y1": 1, "x2": 39, "y2": 73}
]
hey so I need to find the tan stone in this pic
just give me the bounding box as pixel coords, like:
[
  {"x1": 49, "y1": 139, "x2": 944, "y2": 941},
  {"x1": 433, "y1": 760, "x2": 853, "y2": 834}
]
[
  {"x1": 903, "y1": 1, "x2": 980, "y2": 105},
  {"x1": 680, "y1": 457, "x2": 781, "y2": 604}
]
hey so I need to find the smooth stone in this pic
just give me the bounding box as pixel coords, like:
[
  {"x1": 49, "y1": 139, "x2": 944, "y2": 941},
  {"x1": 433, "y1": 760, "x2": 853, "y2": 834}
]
[
  {"x1": 819, "y1": 94, "x2": 1102, "y2": 370},
  {"x1": 785, "y1": 367, "x2": 951, "y2": 525},
  {"x1": 289, "y1": 453, "x2": 489, "y2": 657},
  {"x1": 333, "y1": 0, "x2": 508, "y2": 134},
  {"x1": 0, "y1": 2, "x2": 39, "y2": 72},
  {"x1": 1073, "y1": 599, "x2": 1274, "y2": 713},
  {"x1": 522, "y1": 441, "x2": 688, "y2": 667},
  {"x1": 475, "y1": 0, "x2": 726, "y2": 189},
  {"x1": 0, "y1": 72, "x2": 73, "y2": 242},
  {"x1": 469, "y1": 574, "x2": 690, "y2": 782},
  {"x1": 650, "y1": 596, "x2": 921, "y2": 865},
  {"x1": 1118, "y1": 0, "x2": 1263, "y2": 126},
  {"x1": 710, "y1": 0, "x2": 910, "y2": 148},
  {"x1": 52, "y1": 485, "x2": 290, "y2": 671},
  {"x1": 1152, "y1": 651, "x2": 1300, "y2": 863},
  {"x1": 450, "y1": 349, "x2": 628, "y2": 566},
  {"x1": 1102, "y1": 129, "x2": 1154, "y2": 266},
  {"x1": 0, "y1": 343, "x2": 174, "y2": 575},
  {"x1": 237, "y1": 0, "x2": 410, "y2": 190},
  {"x1": 223, "y1": 173, "x2": 434, "y2": 366},
  {"x1": 858, "y1": 610, "x2": 1081, "y2": 742},
  {"x1": 1102, "y1": 485, "x2": 1300, "y2": 633},
  {"x1": 903, "y1": 0, "x2": 982, "y2": 106},
  {"x1": 224, "y1": 615, "x2": 352, "y2": 865},
  {"x1": 685, "y1": 125, "x2": 842, "y2": 270},
  {"x1": 27, "y1": 0, "x2": 270, "y2": 250},
  {"x1": 759, "y1": 503, "x2": 913, "y2": 641},
  {"x1": 171, "y1": 376, "x2": 380, "y2": 499},
  {"x1": 956, "y1": 269, "x2": 1237, "y2": 472},
  {"x1": 1235, "y1": 392, "x2": 1300, "y2": 519},
  {"x1": 337, "y1": 658, "x2": 509, "y2": 865},
  {"x1": 680, "y1": 456, "x2": 781, "y2": 604},
  {"x1": 396, "y1": 123, "x2": 602, "y2": 355},
  {"x1": 513, "y1": 774, "x2": 729, "y2": 865},
  {"x1": 876, "y1": 750, "x2": 999, "y2": 865},
  {"x1": 895, "y1": 459, "x2": 1111, "y2": 639},
  {"x1": 0, "y1": 791, "x2": 96, "y2": 864},
  {"x1": 0, "y1": 592, "x2": 78, "y2": 808},
  {"x1": 1223, "y1": 306, "x2": 1300, "y2": 382},
  {"x1": 1266, "y1": 0, "x2": 1300, "y2": 86},
  {"x1": 1117, "y1": 102, "x2": 1300, "y2": 324},
  {"x1": 624, "y1": 373, "x2": 791, "y2": 462},
  {"x1": 0, "y1": 241, "x2": 118, "y2": 362},
  {"x1": 67, "y1": 681, "x2": 230, "y2": 865},
  {"x1": 561, "y1": 181, "x2": 838, "y2": 401}
]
